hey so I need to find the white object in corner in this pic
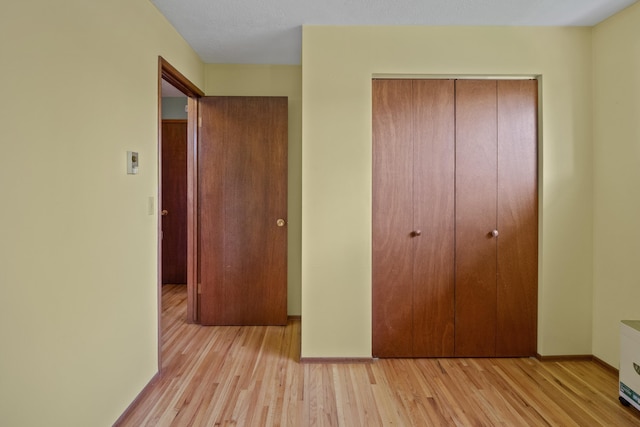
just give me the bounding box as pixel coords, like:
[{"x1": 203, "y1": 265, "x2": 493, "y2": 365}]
[{"x1": 620, "y1": 320, "x2": 640, "y2": 411}]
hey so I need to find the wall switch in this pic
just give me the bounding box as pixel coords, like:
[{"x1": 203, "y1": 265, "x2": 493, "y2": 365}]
[
  {"x1": 127, "y1": 151, "x2": 139, "y2": 174},
  {"x1": 148, "y1": 196, "x2": 155, "y2": 216}
]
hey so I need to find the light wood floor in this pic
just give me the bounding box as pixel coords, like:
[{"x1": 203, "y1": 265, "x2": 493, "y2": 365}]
[{"x1": 117, "y1": 285, "x2": 640, "y2": 426}]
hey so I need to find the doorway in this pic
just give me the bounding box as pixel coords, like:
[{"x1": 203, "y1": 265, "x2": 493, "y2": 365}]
[{"x1": 157, "y1": 57, "x2": 203, "y2": 369}]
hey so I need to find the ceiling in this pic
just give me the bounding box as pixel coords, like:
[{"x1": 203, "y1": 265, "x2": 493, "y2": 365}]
[{"x1": 151, "y1": 0, "x2": 637, "y2": 65}]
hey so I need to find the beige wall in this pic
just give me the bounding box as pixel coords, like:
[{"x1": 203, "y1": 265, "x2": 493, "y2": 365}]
[
  {"x1": 204, "y1": 64, "x2": 303, "y2": 316},
  {"x1": 301, "y1": 26, "x2": 594, "y2": 358},
  {"x1": 1, "y1": 3, "x2": 635, "y2": 424},
  {"x1": 0, "y1": 1, "x2": 203, "y2": 425},
  {"x1": 593, "y1": 2, "x2": 640, "y2": 367}
]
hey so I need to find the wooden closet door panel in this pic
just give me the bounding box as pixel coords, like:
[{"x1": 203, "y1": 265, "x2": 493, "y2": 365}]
[
  {"x1": 372, "y1": 80, "x2": 414, "y2": 357},
  {"x1": 412, "y1": 80, "x2": 456, "y2": 357},
  {"x1": 496, "y1": 80, "x2": 538, "y2": 356},
  {"x1": 455, "y1": 80, "x2": 498, "y2": 357}
]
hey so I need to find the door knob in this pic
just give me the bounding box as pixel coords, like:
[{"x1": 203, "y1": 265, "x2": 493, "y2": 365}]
[
  {"x1": 161, "y1": 209, "x2": 168, "y2": 216},
  {"x1": 491, "y1": 229, "x2": 499, "y2": 237},
  {"x1": 276, "y1": 218, "x2": 286, "y2": 227},
  {"x1": 412, "y1": 230, "x2": 422, "y2": 237}
]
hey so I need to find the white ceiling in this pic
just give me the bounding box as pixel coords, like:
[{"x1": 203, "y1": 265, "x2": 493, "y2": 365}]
[{"x1": 151, "y1": 0, "x2": 637, "y2": 65}]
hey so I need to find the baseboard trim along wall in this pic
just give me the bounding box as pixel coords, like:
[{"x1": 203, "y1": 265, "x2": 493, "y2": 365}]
[
  {"x1": 113, "y1": 371, "x2": 161, "y2": 426},
  {"x1": 536, "y1": 353, "x2": 618, "y2": 374},
  {"x1": 592, "y1": 355, "x2": 619, "y2": 375},
  {"x1": 300, "y1": 358, "x2": 374, "y2": 364}
]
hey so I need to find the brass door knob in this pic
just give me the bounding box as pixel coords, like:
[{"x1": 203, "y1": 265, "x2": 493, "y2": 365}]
[
  {"x1": 491, "y1": 229, "x2": 499, "y2": 237},
  {"x1": 161, "y1": 209, "x2": 169, "y2": 216},
  {"x1": 276, "y1": 218, "x2": 286, "y2": 227}
]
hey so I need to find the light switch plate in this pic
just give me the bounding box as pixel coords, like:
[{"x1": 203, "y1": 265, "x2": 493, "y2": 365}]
[{"x1": 127, "y1": 151, "x2": 139, "y2": 174}]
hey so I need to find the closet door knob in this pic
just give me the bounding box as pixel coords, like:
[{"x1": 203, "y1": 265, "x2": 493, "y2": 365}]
[
  {"x1": 491, "y1": 229, "x2": 499, "y2": 238},
  {"x1": 413, "y1": 230, "x2": 422, "y2": 237}
]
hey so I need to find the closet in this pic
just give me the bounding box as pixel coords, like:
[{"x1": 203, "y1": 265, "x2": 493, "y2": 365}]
[{"x1": 372, "y1": 79, "x2": 537, "y2": 358}]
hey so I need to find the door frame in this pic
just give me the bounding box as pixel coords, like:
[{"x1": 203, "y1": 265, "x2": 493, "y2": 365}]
[{"x1": 157, "y1": 57, "x2": 204, "y2": 366}]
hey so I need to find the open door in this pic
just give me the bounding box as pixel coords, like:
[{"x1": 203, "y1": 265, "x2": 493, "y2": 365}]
[{"x1": 199, "y1": 96, "x2": 288, "y2": 326}]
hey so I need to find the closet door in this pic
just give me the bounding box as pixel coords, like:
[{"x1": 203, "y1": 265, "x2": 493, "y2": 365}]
[
  {"x1": 455, "y1": 80, "x2": 498, "y2": 357},
  {"x1": 496, "y1": 80, "x2": 538, "y2": 356},
  {"x1": 372, "y1": 79, "x2": 414, "y2": 357},
  {"x1": 412, "y1": 80, "x2": 455, "y2": 357},
  {"x1": 455, "y1": 80, "x2": 538, "y2": 357},
  {"x1": 373, "y1": 79, "x2": 537, "y2": 358},
  {"x1": 372, "y1": 79, "x2": 455, "y2": 357}
]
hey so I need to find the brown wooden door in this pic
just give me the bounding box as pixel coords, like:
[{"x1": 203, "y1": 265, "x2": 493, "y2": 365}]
[
  {"x1": 455, "y1": 80, "x2": 538, "y2": 357},
  {"x1": 161, "y1": 120, "x2": 188, "y2": 285},
  {"x1": 496, "y1": 80, "x2": 538, "y2": 356},
  {"x1": 373, "y1": 79, "x2": 537, "y2": 358},
  {"x1": 199, "y1": 96, "x2": 288, "y2": 326},
  {"x1": 454, "y1": 80, "x2": 499, "y2": 357},
  {"x1": 372, "y1": 79, "x2": 455, "y2": 357},
  {"x1": 412, "y1": 80, "x2": 456, "y2": 357},
  {"x1": 372, "y1": 79, "x2": 415, "y2": 357}
]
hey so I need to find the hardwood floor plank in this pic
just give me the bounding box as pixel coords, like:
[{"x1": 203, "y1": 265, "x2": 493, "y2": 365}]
[
  {"x1": 115, "y1": 285, "x2": 640, "y2": 426},
  {"x1": 491, "y1": 360, "x2": 581, "y2": 426}
]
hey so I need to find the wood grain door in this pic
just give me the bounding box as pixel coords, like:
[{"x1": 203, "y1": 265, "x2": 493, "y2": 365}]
[
  {"x1": 455, "y1": 80, "x2": 499, "y2": 357},
  {"x1": 199, "y1": 96, "x2": 288, "y2": 326},
  {"x1": 161, "y1": 120, "x2": 188, "y2": 285},
  {"x1": 412, "y1": 80, "x2": 455, "y2": 357},
  {"x1": 372, "y1": 79, "x2": 415, "y2": 357},
  {"x1": 496, "y1": 80, "x2": 538, "y2": 356},
  {"x1": 373, "y1": 79, "x2": 537, "y2": 358},
  {"x1": 455, "y1": 80, "x2": 538, "y2": 357},
  {"x1": 372, "y1": 80, "x2": 455, "y2": 357}
]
